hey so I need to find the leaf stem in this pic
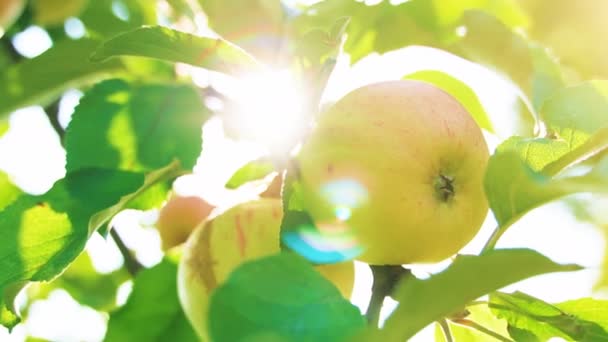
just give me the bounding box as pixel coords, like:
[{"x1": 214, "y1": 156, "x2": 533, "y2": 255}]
[
  {"x1": 481, "y1": 219, "x2": 516, "y2": 254},
  {"x1": 452, "y1": 318, "x2": 514, "y2": 342},
  {"x1": 366, "y1": 265, "x2": 411, "y2": 327},
  {"x1": 110, "y1": 227, "x2": 143, "y2": 276},
  {"x1": 438, "y1": 319, "x2": 454, "y2": 342},
  {"x1": 481, "y1": 225, "x2": 504, "y2": 253}
]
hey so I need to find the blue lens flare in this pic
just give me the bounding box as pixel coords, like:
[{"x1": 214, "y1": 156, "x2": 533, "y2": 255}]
[
  {"x1": 282, "y1": 178, "x2": 369, "y2": 263},
  {"x1": 282, "y1": 225, "x2": 362, "y2": 264},
  {"x1": 320, "y1": 179, "x2": 368, "y2": 210}
]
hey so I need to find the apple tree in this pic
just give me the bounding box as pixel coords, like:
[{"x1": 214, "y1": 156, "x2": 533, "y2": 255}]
[{"x1": 1, "y1": 0, "x2": 608, "y2": 341}]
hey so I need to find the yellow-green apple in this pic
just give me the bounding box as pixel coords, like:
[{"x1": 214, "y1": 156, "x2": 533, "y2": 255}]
[
  {"x1": 156, "y1": 195, "x2": 214, "y2": 251},
  {"x1": 297, "y1": 80, "x2": 490, "y2": 265},
  {"x1": 177, "y1": 198, "x2": 354, "y2": 340}
]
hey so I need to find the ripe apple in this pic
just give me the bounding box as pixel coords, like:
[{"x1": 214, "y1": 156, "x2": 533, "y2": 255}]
[
  {"x1": 156, "y1": 195, "x2": 214, "y2": 251},
  {"x1": 297, "y1": 80, "x2": 490, "y2": 265},
  {"x1": 177, "y1": 198, "x2": 355, "y2": 340},
  {"x1": 0, "y1": 0, "x2": 24, "y2": 35}
]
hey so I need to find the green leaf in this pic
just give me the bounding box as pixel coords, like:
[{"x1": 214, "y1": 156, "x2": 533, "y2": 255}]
[
  {"x1": 65, "y1": 79, "x2": 208, "y2": 173},
  {"x1": 0, "y1": 171, "x2": 21, "y2": 211},
  {"x1": 404, "y1": 70, "x2": 493, "y2": 132},
  {"x1": 495, "y1": 136, "x2": 571, "y2": 173},
  {"x1": 293, "y1": 0, "x2": 527, "y2": 64},
  {"x1": 208, "y1": 253, "x2": 366, "y2": 342},
  {"x1": 0, "y1": 39, "x2": 124, "y2": 118},
  {"x1": 0, "y1": 169, "x2": 143, "y2": 288},
  {"x1": 489, "y1": 292, "x2": 608, "y2": 341},
  {"x1": 0, "y1": 169, "x2": 144, "y2": 328},
  {"x1": 105, "y1": 258, "x2": 197, "y2": 342},
  {"x1": 456, "y1": 11, "x2": 564, "y2": 113},
  {"x1": 0, "y1": 283, "x2": 25, "y2": 330},
  {"x1": 79, "y1": 0, "x2": 156, "y2": 38},
  {"x1": 0, "y1": 302, "x2": 19, "y2": 330},
  {"x1": 542, "y1": 127, "x2": 608, "y2": 177},
  {"x1": 91, "y1": 26, "x2": 259, "y2": 76},
  {"x1": 376, "y1": 249, "x2": 580, "y2": 341},
  {"x1": 558, "y1": 298, "x2": 608, "y2": 334},
  {"x1": 484, "y1": 150, "x2": 608, "y2": 229},
  {"x1": 89, "y1": 161, "x2": 183, "y2": 234},
  {"x1": 225, "y1": 159, "x2": 275, "y2": 189},
  {"x1": 541, "y1": 81, "x2": 608, "y2": 150}
]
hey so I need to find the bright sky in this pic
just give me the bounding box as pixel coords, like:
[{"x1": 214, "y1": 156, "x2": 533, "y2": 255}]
[{"x1": 1, "y1": 10, "x2": 606, "y2": 342}]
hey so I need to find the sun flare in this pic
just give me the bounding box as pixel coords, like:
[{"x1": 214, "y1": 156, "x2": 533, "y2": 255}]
[{"x1": 223, "y1": 69, "x2": 309, "y2": 154}]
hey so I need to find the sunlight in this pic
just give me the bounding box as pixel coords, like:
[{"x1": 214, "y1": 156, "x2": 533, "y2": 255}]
[{"x1": 225, "y1": 69, "x2": 308, "y2": 154}]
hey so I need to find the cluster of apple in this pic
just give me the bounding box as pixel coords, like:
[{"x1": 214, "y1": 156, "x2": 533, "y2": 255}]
[{"x1": 156, "y1": 79, "x2": 489, "y2": 340}]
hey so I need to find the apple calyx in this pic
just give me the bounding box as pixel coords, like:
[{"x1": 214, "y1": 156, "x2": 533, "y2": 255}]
[{"x1": 434, "y1": 173, "x2": 455, "y2": 202}]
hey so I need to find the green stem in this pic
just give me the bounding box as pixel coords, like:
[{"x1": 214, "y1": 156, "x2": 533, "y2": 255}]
[
  {"x1": 365, "y1": 282, "x2": 385, "y2": 327},
  {"x1": 438, "y1": 319, "x2": 454, "y2": 342},
  {"x1": 481, "y1": 225, "x2": 504, "y2": 253},
  {"x1": 481, "y1": 218, "x2": 517, "y2": 254},
  {"x1": 365, "y1": 265, "x2": 411, "y2": 327},
  {"x1": 452, "y1": 319, "x2": 514, "y2": 342}
]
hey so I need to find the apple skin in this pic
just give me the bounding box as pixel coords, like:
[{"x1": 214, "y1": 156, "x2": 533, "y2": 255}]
[
  {"x1": 177, "y1": 198, "x2": 354, "y2": 340},
  {"x1": 297, "y1": 80, "x2": 489, "y2": 265},
  {"x1": 156, "y1": 195, "x2": 214, "y2": 251},
  {"x1": 0, "y1": 0, "x2": 25, "y2": 34}
]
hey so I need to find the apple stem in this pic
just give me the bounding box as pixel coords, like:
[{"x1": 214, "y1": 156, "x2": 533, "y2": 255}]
[{"x1": 365, "y1": 265, "x2": 411, "y2": 327}]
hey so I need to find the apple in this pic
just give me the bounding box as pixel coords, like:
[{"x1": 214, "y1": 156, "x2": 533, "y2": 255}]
[
  {"x1": 0, "y1": 0, "x2": 24, "y2": 35},
  {"x1": 177, "y1": 198, "x2": 355, "y2": 340},
  {"x1": 156, "y1": 195, "x2": 214, "y2": 251},
  {"x1": 297, "y1": 80, "x2": 490, "y2": 265}
]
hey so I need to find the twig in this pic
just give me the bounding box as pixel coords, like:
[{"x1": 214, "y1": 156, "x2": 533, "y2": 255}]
[
  {"x1": 438, "y1": 319, "x2": 454, "y2": 342},
  {"x1": 366, "y1": 265, "x2": 411, "y2": 327},
  {"x1": 110, "y1": 227, "x2": 143, "y2": 276},
  {"x1": 452, "y1": 318, "x2": 514, "y2": 342}
]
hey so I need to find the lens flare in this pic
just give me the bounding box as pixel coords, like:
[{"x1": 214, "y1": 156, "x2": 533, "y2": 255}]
[
  {"x1": 282, "y1": 222, "x2": 362, "y2": 264},
  {"x1": 320, "y1": 179, "x2": 368, "y2": 219},
  {"x1": 224, "y1": 68, "x2": 307, "y2": 153},
  {"x1": 282, "y1": 178, "x2": 369, "y2": 263}
]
